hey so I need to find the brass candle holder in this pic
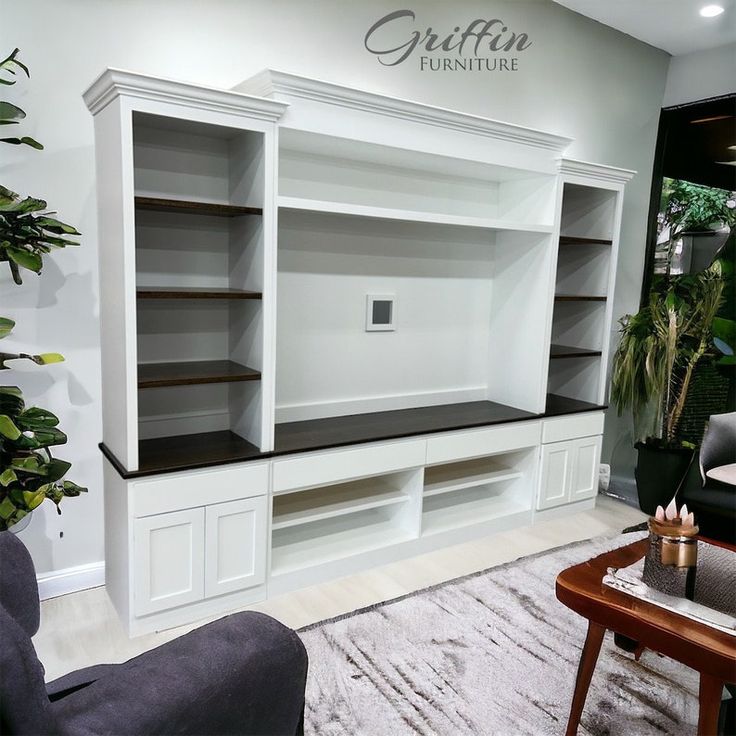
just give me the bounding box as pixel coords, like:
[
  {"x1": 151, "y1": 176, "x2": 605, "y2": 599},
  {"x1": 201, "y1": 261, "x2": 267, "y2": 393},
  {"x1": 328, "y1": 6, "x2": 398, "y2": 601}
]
[{"x1": 642, "y1": 505, "x2": 699, "y2": 598}]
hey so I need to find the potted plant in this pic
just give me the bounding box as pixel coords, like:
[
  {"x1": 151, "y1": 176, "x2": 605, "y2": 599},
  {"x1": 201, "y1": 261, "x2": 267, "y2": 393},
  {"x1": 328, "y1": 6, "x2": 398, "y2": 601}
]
[
  {"x1": 611, "y1": 262, "x2": 726, "y2": 514},
  {"x1": 0, "y1": 48, "x2": 85, "y2": 532}
]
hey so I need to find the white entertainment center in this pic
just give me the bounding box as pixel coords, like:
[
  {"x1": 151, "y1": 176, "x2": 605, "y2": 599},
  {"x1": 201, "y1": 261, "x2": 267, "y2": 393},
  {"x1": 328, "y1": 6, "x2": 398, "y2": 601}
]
[{"x1": 84, "y1": 68, "x2": 634, "y2": 636}]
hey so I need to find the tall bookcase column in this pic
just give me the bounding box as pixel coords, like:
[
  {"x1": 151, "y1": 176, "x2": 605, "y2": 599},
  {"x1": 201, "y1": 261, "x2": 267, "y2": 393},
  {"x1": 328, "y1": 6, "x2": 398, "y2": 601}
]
[
  {"x1": 547, "y1": 159, "x2": 635, "y2": 407},
  {"x1": 84, "y1": 70, "x2": 287, "y2": 473}
]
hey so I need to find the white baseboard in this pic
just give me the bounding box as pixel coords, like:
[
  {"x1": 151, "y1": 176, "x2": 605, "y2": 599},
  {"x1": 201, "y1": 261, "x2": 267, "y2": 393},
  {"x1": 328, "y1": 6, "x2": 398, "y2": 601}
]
[
  {"x1": 275, "y1": 386, "x2": 488, "y2": 423},
  {"x1": 37, "y1": 561, "x2": 105, "y2": 601}
]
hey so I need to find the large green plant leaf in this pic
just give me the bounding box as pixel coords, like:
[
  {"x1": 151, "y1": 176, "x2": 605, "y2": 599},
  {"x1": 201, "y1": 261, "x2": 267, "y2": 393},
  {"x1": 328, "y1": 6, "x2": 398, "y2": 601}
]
[
  {"x1": 0, "y1": 316, "x2": 14, "y2": 339},
  {"x1": 0, "y1": 413, "x2": 21, "y2": 439},
  {"x1": 0, "y1": 101, "x2": 25, "y2": 121},
  {"x1": 6, "y1": 246, "x2": 42, "y2": 273},
  {"x1": 0, "y1": 136, "x2": 43, "y2": 149}
]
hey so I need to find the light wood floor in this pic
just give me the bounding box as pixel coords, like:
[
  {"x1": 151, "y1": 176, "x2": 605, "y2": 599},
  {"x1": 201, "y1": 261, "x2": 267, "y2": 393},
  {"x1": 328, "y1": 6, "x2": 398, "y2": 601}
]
[{"x1": 34, "y1": 496, "x2": 645, "y2": 681}]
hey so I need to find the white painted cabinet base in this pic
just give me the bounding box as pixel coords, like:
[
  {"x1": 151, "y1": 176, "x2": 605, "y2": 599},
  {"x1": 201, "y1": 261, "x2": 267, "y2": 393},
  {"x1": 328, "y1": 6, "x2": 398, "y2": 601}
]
[{"x1": 103, "y1": 414, "x2": 602, "y2": 637}]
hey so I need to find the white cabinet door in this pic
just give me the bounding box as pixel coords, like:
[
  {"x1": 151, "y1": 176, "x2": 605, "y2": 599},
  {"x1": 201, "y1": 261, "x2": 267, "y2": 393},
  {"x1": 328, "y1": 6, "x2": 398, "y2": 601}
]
[
  {"x1": 538, "y1": 440, "x2": 574, "y2": 510},
  {"x1": 570, "y1": 436, "x2": 602, "y2": 502},
  {"x1": 205, "y1": 497, "x2": 267, "y2": 598},
  {"x1": 134, "y1": 508, "x2": 205, "y2": 616}
]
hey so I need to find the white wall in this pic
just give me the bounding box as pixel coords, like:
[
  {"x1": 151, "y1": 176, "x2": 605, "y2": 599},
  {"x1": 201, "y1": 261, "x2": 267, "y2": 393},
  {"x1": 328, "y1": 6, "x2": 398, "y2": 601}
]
[
  {"x1": 3, "y1": 0, "x2": 669, "y2": 581},
  {"x1": 663, "y1": 42, "x2": 736, "y2": 107}
]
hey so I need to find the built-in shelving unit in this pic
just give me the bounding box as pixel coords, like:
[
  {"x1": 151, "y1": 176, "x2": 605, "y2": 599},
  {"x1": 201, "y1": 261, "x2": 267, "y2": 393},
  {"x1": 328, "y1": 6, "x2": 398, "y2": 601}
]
[
  {"x1": 87, "y1": 68, "x2": 633, "y2": 636},
  {"x1": 131, "y1": 110, "x2": 272, "y2": 462},
  {"x1": 548, "y1": 179, "x2": 622, "y2": 405}
]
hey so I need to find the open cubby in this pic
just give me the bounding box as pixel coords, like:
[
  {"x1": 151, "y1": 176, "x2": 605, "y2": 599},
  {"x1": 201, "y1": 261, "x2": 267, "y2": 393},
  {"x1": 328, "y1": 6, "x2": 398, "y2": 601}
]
[
  {"x1": 132, "y1": 112, "x2": 267, "y2": 454},
  {"x1": 278, "y1": 129, "x2": 557, "y2": 231},
  {"x1": 271, "y1": 470, "x2": 420, "y2": 575},
  {"x1": 275, "y1": 207, "x2": 554, "y2": 423},
  {"x1": 422, "y1": 450, "x2": 534, "y2": 535},
  {"x1": 546, "y1": 183, "x2": 618, "y2": 405}
]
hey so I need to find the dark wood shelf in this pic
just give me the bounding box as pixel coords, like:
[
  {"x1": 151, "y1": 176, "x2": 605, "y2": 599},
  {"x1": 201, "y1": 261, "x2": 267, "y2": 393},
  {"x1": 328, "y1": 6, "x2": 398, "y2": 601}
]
[
  {"x1": 550, "y1": 344, "x2": 603, "y2": 360},
  {"x1": 135, "y1": 196, "x2": 262, "y2": 217},
  {"x1": 137, "y1": 287, "x2": 262, "y2": 300},
  {"x1": 554, "y1": 295, "x2": 607, "y2": 302},
  {"x1": 273, "y1": 401, "x2": 537, "y2": 456},
  {"x1": 101, "y1": 396, "x2": 607, "y2": 478},
  {"x1": 545, "y1": 393, "x2": 606, "y2": 415},
  {"x1": 559, "y1": 235, "x2": 613, "y2": 246},
  {"x1": 138, "y1": 360, "x2": 261, "y2": 389},
  {"x1": 133, "y1": 431, "x2": 262, "y2": 476}
]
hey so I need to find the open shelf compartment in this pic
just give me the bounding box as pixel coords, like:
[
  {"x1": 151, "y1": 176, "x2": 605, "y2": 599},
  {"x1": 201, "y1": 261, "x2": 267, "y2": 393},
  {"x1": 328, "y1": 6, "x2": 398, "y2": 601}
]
[
  {"x1": 132, "y1": 111, "x2": 269, "y2": 452},
  {"x1": 278, "y1": 128, "x2": 557, "y2": 232},
  {"x1": 421, "y1": 449, "x2": 535, "y2": 535},
  {"x1": 271, "y1": 469, "x2": 421, "y2": 575}
]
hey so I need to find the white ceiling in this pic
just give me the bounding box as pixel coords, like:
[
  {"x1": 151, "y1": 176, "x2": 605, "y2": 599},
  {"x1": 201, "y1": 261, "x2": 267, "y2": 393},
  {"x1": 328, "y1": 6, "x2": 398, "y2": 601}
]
[{"x1": 553, "y1": 0, "x2": 736, "y2": 55}]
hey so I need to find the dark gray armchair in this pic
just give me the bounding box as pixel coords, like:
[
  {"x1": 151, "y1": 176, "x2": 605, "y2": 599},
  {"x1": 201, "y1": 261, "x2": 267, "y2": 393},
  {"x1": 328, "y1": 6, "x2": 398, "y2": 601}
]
[
  {"x1": 0, "y1": 531, "x2": 308, "y2": 735},
  {"x1": 680, "y1": 411, "x2": 736, "y2": 544}
]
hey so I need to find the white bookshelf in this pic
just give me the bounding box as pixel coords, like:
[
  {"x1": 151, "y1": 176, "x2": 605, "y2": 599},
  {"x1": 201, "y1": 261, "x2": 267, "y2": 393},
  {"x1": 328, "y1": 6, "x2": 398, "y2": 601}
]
[{"x1": 85, "y1": 69, "x2": 634, "y2": 636}]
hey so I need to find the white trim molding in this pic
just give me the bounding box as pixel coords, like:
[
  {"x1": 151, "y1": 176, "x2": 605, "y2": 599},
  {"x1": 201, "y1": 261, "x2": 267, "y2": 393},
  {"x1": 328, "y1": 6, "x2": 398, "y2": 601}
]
[
  {"x1": 83, "y1": 68, "x2": 289, "y2": 121},
  {"x1": 558, "y1": 157, "x2": 636, "y2": 185},
  {"x1": 37, "y1": 561, "x2": 105, "y2": 601},
  {"x1": 235, "y1": 69, "x2": 573, "y2": 153}
]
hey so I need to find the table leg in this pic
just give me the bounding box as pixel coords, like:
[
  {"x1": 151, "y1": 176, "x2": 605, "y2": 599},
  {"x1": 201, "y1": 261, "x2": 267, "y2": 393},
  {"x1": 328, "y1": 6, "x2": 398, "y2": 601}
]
[
  {"x1": 698, "y1": 673, "x2": 724, "y2": 736},
  {"x1": 565, "y1": 622, "x2": 606, "y2": 736}
]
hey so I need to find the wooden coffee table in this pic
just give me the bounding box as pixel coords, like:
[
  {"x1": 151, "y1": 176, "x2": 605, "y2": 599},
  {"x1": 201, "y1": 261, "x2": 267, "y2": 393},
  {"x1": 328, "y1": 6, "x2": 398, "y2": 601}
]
[{"x1": 556, "y1": 538, "x2": 736, "y2": 735}]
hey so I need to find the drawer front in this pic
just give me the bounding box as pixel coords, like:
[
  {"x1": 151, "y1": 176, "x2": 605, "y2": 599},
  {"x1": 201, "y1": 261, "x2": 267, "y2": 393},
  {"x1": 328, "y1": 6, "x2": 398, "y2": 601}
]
[
  {"x1": 426, "y1": 421, "x2": 541, "y2": 465},
  {"x1": 542, "y1": 412, "x2": 604, "y2": 444},
  {"x1": 272, "y1": 439, "x2": 426, "y2": 494},
  {"x1": 132, "y1": 461, "x2": 269, "y2": 518}
]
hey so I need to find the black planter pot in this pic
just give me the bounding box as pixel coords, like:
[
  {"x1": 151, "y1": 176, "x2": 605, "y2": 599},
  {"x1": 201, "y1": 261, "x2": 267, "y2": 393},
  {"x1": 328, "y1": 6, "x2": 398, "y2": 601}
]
[{"x1": 634, "y1": 442, "x2": 695, "y2": 515}]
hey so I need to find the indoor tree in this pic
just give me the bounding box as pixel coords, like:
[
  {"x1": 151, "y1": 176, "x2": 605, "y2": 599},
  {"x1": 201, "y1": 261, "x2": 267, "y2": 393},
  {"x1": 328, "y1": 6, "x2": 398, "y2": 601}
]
[{"x1": 0, "y1": 48, "x2": 86, "y2": 530}]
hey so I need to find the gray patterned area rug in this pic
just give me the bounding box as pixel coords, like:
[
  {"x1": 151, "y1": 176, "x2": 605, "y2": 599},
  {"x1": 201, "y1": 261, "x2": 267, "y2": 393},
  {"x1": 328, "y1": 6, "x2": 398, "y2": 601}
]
[{"x1": 299, "y1": 532, "x2": 701, "y2": 735}]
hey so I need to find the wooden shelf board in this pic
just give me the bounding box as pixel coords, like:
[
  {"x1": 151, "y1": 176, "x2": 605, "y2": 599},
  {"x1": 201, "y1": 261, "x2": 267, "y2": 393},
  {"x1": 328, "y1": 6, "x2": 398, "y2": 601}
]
[
  {"x1": 559, "y1": 235, "x2": 613, "y2": 246},
  {"x1": 549, "y1": 344, "x2": 603, "y2": 360},
  {"x1": 545, "y1": 393, "x2": 606, "y2": 415},
  {"x1": 138, "y1": 360, "x2": 261, "y2": 389},
  {"x1": 137, "y1": 287, "x2": 262, "y2": 300},
  {"x1": 424, "y1": 467, "x2": 522, "y2": 498},
  {"x1": 274, "y1": 400, "x2": 537, "y2": 456},
  {"x1": 554, "y1": 295, "x2": 607, "y2": 302},
  {"x1": 135, "y1": 430, "x2": 262, "y2": 476},
  {"x1": 135, "y1": 196, "x2": 262, "y2": 217},
  {"x1": 100, "y1": 397, "x2": 606, "y2": 479},
  {"x1": 271, "y1": 521, "x2": 415, "y2": 576},
  {"x1": 272, "y1": 480, "x2": 409, "y2": 531},
  {"x1": 278, "y1": 195, "x2": 553, "y2": 234}
]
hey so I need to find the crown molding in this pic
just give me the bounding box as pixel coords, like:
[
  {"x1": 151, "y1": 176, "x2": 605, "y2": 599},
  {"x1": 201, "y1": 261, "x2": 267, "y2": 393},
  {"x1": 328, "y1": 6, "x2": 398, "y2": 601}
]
[
  {"x1": 235, "y1": 69, "x2": 573, "y2": 153},
  {"x1": 83, "y1": 68, "x2": 288, "y2": 121},
  {"x1": 558, "y1": 158, "x2": 636, "y2": 184}
]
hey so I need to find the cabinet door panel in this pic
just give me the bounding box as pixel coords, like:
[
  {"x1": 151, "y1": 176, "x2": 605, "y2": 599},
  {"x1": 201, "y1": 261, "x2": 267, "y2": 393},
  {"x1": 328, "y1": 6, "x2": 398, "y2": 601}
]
[
  {"x1": 134, "y1": 508, "x2": 204, "y2": 616},
  {"x1": 570, "y1": 436, "x2": 602, "y2": 502},
  {"x1": 538, "y1": 441, "x2": 573, "y2": 510},
  {"x1": 205, "y1": 497, "x2": 267, "y2": 598}
]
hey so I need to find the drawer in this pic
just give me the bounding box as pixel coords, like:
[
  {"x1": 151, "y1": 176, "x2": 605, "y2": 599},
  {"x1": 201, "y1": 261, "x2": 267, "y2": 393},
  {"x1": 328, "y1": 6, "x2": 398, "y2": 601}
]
[
  {"x1": 272, "y1": 439, "x2": 426, "y2": 494},
  {"x1": 132, "y1": 461, "x2": 269, "y2": 517},
  {"x1": 542, "y1": 412, "x2": 604, "y2": 444},
  {"x1": 426, "y1": 421, "x2": 541, "y2": 465}
]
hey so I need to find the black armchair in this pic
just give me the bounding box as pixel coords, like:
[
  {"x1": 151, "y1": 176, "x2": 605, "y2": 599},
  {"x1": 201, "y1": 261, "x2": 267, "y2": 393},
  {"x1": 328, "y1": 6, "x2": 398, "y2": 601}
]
[
  {"x1": 0, "y1": 531, "x2": 308, "y2": 735},
  {"x1": 680, "y1": 411, "x2": 736, "y2": 544}
]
